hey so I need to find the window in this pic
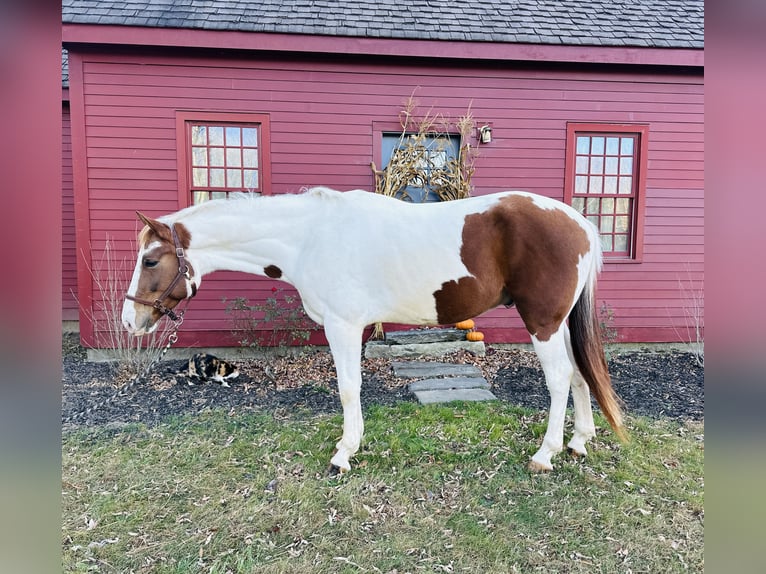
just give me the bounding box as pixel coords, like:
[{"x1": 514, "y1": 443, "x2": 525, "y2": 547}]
[
  {"x1": 379, "y1": 132, "x2": 461, "y2": 203},
  {"x1": 565, "y1": 123, "x2": 648, "y2": 260},
  {"x1": 177, "y1": 112, "x2": 271, "y2": 205}
]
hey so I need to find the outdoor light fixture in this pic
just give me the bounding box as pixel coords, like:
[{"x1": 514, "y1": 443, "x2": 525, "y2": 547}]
[{"x1": 479, "y1": 124, "x2": 492, "y2": 144}]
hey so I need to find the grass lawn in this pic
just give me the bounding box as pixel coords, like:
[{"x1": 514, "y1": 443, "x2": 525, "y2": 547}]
[{"x1": 62, "y1": 402, "x2": 703, "y2": 573}]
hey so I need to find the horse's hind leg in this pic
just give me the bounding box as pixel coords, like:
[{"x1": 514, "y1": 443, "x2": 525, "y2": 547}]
[
  {"x1": 563, "y1": 324, "x2": 596, "y2": 456},
  {"x1": 529, "y1": 324, "x2": 574, "y2": 472},
  {"x1": 323, "y1": 317, "x2": 365, "y2": 474}
]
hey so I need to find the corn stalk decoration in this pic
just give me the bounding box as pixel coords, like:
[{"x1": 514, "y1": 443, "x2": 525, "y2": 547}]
[
  {"x1": 371, "y1": 96, "x2": 477, "y2": 202},
  {"x1": 369, "y1": 96, "x2": 479, "y2": 339}
]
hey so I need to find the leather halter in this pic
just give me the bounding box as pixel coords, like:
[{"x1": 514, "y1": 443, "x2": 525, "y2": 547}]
[{"x1": 125, "y1": 224, "x2": 196, "y2": 322}]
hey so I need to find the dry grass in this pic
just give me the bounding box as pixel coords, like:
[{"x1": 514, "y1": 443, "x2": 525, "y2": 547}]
[{"x1": 79, "y1": 236, "x2": 179, "y2": 377}]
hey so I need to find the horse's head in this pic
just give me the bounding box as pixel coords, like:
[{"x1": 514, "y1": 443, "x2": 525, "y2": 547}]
[{"x1": 121, "y1": 212, "x2": 197, "y2": 335}]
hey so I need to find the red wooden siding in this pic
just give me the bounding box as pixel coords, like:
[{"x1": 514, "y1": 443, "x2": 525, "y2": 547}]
[
  {"x1": 70, "y1": 50, "x2": 703, "y2": 347},
  {"x1": 62, "y1": 101, "x2": 79, "y2": 321}
]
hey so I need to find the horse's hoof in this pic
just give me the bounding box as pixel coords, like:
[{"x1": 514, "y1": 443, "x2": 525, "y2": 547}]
[
  {"x1": 567, "y1": 446, "x2": 587, "y2": 458},
  {"x1": 528, "y1": 460, "x2": 553, "y2": 473},
  {"x1": 327, "y1": 463, "x2": 347, "y2": 477}
]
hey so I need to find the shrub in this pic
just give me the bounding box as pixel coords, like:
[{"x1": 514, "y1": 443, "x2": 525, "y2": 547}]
[{"x1": 225, "y1": 287, "x2": 319, "y2": 352}]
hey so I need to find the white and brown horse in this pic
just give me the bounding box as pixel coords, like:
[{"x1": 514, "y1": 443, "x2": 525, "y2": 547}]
[{"x1": 122, "y1": 187, "x2": 625, "y2": 473}]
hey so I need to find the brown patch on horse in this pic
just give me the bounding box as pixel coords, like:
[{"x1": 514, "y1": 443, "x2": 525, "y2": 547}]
[
  {"x1": 264, "y1": 264, "x2": 282, "y2": 279},
  {"x1": 434, "y1": 195, "x2": 590, "y2": 341}
]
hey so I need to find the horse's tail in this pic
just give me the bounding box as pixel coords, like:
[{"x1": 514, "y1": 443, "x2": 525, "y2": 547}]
[{"x1": 569, "y1": 247, "x2": 628, "y2": 442}]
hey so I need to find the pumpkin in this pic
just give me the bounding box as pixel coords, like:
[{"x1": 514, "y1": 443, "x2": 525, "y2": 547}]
[
  {"x1": 455, "y1": 319, "x2": 475, "y2": 330},
  {"x1": 465, "y1": 331, "x2": 484, "y2": 342}
]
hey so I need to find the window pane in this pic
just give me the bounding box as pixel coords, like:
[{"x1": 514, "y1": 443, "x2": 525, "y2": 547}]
[
  {"x1": 616, "y1": 198, "x2": 630, "y2": 213},
  {"x1": 191, "y1": 126, "x2": 206, "y2": 145},
  {"x1": 192, "y1": 168, "x2": 207, "y2": 186},
  {"x1": 210, "y1": 168, "x2": 225, "y2": 187},
  {"x1": 244, "y1": 169, "x2": 259, "y2": 189},
  {"x1": 591, "y1": 137, "x2": 605, "y2": 155},
  {"x1": 243, "y1": 148, "x2": 258, "y2": 168},
  {"x1": 209, "y1": 148, "x2": 224, "y2": 167},
  {"x1": 429, "y1": 149, "x2": 448, "y2": 169},
  {"x1": 226, "y1": 148, "x2": 242, "y2": 167},
  {"x1": 187, "y1": 120, "x2": 264, "y2": 202},
  {"x1": 616, "y1": 215, "x2": 630, "y2": 233},
  {"x1": 243, "y1": 128, "x2": 258, "y2": 147},
  {"x1": 192, "y1": 147, "x2": 207, "y2": 166},
  {"x1": 225, "y1": 126, "x2": 240, "y2": 146},
  {"x1": 569, "y1": 129, "x2": 641, "y2": 259},
  {"x1": 588, "y1": 176, "x2": 603, "y2": 194},
  {"x1": 226, "y1": 169, "x2": 242, "y2": 187},
  {"x1": 209, "y1": 126, "x2": 224, "y2": 145}
]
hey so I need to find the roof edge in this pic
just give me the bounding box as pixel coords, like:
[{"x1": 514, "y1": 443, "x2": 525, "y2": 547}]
[{"x1": 62, "y1": 24, "x2": 703, "y2": 68}]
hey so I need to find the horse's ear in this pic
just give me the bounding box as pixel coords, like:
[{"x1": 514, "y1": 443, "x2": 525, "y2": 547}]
[
  {"x1": 136, "y1": 211, "x2": 153, "y2": 227},
  {"x1": 136, "y1": 211, "x2": 166, "y2": 233}
]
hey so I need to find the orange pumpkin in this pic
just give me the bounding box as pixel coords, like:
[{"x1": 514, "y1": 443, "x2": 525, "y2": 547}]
[
  {"x1": 455, "y1": 319, "x2": 475, "y2": 330},
  {"x1": 465, "y1": 331, "x2": 484, "y2": 342}
]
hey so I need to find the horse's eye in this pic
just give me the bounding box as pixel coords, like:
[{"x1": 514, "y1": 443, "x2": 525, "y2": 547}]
[{"x1": 143, "y1": 259, "x2": 159, "y2": 269}]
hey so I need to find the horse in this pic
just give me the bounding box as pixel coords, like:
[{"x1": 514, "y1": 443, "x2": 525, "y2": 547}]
[{"x1": 122, "y1": 186, "x2": 626, "y2": 473}]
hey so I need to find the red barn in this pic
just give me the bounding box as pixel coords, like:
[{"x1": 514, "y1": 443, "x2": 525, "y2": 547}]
[{"x1": 62, "y1": 0, "x2": 704, "y2": 349}]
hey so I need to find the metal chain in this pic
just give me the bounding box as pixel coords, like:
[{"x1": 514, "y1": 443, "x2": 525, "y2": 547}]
[{"x1": 63, "y1": 313, "x2": 184, "y2": 426}]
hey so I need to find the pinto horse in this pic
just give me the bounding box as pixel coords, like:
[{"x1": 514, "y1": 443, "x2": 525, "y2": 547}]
[{"x1": 122, "y1": 187, "x2": 625, "y2": 473}]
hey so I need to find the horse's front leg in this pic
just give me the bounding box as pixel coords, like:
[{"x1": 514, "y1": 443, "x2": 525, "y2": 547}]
[{"x1": 323, "y1": 317, "x2": 365, "y2": 474}]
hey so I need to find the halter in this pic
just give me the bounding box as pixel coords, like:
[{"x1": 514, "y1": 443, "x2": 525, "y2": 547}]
[{"x1": 125, "y1": 224, "x2": 196, "y2": 322}]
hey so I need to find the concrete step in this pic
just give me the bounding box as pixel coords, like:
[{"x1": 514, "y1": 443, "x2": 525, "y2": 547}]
[
  {"x1": 383, "y1": 328, "x2": 467, "y2": 344},
  {"x1": 408, "y1": 376, "x2": 490, "y2": 392},
  {"x1": 402, "y1": 365, "x2": 498, "y2": 405},
  {"x1": 365, "y1": 340, "x2": 485, "y2": 359},
  {"x1": 365, "y1": 327, "x2": 485, "y2": 359},
  {"x1": 391, "y1": 361, "x2": 483, "y2": 379},
  {"x1": 413, "y1": 388, "x2": 498, "y2": 405}
]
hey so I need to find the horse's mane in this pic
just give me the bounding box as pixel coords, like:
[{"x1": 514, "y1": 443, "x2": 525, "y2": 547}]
[{"x1": 153, "y1": 187, "x2": 345, "y2": 230}]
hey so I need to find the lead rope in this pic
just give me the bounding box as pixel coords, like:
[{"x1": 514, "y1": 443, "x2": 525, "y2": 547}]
[{"x1": 62, "y1": 311, "x2": 185, "y2": 426}]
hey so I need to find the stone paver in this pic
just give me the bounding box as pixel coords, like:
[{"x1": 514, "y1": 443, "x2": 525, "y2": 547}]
[
  {"x1": 365, "y1": 329, "x2": 498, "y2": 404},
  {"x1": 408, "y1": 377, "x2": 490, "y2": 392},
  {"x1": 365, "y1": 340, "x2": 485, "y2": 359},
  {"x1": 391, "y1": 361, "x2": 483, "y2": 379},
  {"x1": 412, "y1": 388, "x2": 498, "y2": 405}
]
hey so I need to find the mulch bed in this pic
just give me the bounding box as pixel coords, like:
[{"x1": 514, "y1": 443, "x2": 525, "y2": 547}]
[{"x1": 62, "y1": 334, "x2": 703, "y2": 431}]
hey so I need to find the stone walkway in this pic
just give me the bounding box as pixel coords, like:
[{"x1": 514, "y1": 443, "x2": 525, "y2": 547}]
[
  {"x1": 365, "y1": 327, "x2": 498, "y2": 405},
  {"x1": 392, "y1": 360, "x2": 498, "y2": 405}
]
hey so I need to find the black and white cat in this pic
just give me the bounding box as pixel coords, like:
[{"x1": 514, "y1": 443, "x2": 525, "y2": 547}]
[{"x1": 187, "y1": 353, "x2": 239, "y2": 387}]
